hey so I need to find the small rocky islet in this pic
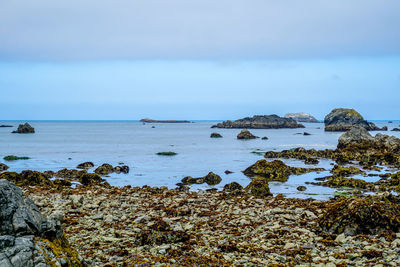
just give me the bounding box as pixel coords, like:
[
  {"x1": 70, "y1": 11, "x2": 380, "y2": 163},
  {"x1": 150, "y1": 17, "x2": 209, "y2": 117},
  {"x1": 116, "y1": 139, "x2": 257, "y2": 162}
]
[{"x1": 2, "y1": 109, "x2": 400, "y2": 265}]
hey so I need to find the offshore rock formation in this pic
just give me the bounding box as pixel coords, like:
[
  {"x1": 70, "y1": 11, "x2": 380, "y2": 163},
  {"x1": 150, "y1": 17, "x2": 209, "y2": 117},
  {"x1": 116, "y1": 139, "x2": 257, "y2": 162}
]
[
  {"x1": 284, "y1": 112, "x2": 319, "y2": 123},
  {"x1": 237, "y1": 129, "x2": 258, "y2": 140},
  {"x1": 324, "y1": 108, "x2": 382, "y2": 131},
  {"x1": 12, "y1": 123, "x2": 35, "y2": 134},
  {"x1": 0, "y1": 179, "x2": 82, "y2": 266},
  {"x1": 140, "y1": 118, "x2": 191, "y2": 123},
  {"x1": 212, "y1": 115, "x2": 305, "y2": 129}
]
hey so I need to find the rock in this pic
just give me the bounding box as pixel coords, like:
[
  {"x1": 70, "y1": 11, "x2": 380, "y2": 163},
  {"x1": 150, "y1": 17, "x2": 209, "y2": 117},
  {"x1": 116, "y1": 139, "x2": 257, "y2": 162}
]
[
  {"x1": 392, "y1": 128, "x2": 400, "y2": 132},
  {"x1": 181, "y1": 172, "x2": 222, "y2": 186},
  {"x1": 0, "y1": 163, "x2": 9, "y2": 172},
  {"x1": 76, "y1": 162, "x2": 94, "y2": 169},
  {"x1": 324, "y1": 108, "x2": 382, "y2": 131},
  {"x1": 0, "y1": 171, "x2": 53, "y2": 187},
  {"x1": 224, "y1": 170, "x2": 233, "y2": 174},
  {"x1": 11, "y1": 123, "x2": 35, "y2": 134},
  {"x1": 203, "y1": 172, "x2": 222, "y2": 185},
  {"x1": 261, "y1": 136, "x2": 268, "y2": 140},
  {"x1": 212, "y1": 115, "x2": 305, "y2": 129},
  {"x1": 80, "y1": 173, "x2": 103, "y2": 186},
  {"x1": 210, "y1": 132, "x2": 222, "y2": 138},
  {"x1": 94, "y1": 163, "x2": 114, "y2": 175},
  {"x1": 244, "y1": 178, "x2": 272, "y2": 197},
  {"x1": 223, "y1": 182, "x2": 243, "y2": 192},
  {"x1": 0, "y1": 125, "x2": 13, "y2": 127},
  {"x1": 319, "y1": 196, "x2": 400, "y2": 236},
  {"x1": 297, "y1": 186, "x2": 307, "y2": 191},
  {"x1": 243, "y1": 160, "x2": 324, "y2": 182},
  {"x1": 303, "y1": 132, "x2": 311, "y2": 136},
  {"x1": 304, "y1": 158, "x2": 319, "y2": 165},
  {"x1": 0, "y1": 179, "x2": 82, "y2": 266},
  {"x1": 113, "y1": 165, "x2": 129, "y2": 174},
  {"x1": 140, "y1": 118, "x2": 190, "y2": 123},
  {"x1": 237, "y1": 129, "x2": 258, "y2": 140},
  {"x1": 381, "y1": 126, "x2": 388, "y2": 131},
  {"x1": 284, "y1": 112, "x2": 319, "y2": 123},
  {"x1": 338, "y1": 126, "x2": 374, "y2": 147}
]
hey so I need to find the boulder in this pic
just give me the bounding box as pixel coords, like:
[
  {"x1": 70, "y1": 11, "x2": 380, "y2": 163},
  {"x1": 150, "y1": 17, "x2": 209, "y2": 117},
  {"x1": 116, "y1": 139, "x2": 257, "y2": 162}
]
[
  {"x1": 0, "y1": 171, "x2": 53, "y2": 187},
  {"x1": 181, "y1": 172, "x2": 222, "y2": 186},
  {"x1": 324, "y1": 108, "x2": 382, "y2": 131},
  {"x1": 223, "y1": 182, "x2": 243, "y2": 192},
  {"x1": 11, "y1": 123, "x2": 35, "y2": 134},
  {"x1": 210, "y1": 132, "x2": 222, "y2": 138},
  {"x1": 284, "y1": 112, "x2": 319, "y2": 123},
  {"x1": 212, "y1": 115, "x2": 305, "y2": 129},
  {"x1": 392, "y1": 128, "x2": 400, "y2": 132},
  {"x1": 0, "y1": 163, "x2": 9, "y2": 172},
  {"x1": 94, "y1": 163, "x2": 114, "y2": 175},
  {"x1": 113, "y1": 165, "x2": 129, "y2": 174},
  {"x1": 244, "y1": 178, "x2": 272, "y2": 197},
  {"x1": 0, "y1": 179, "x2": 82, "y2": 266},
  {"x1": 337, "y1": 126, "x2": 374, "y2": 148},
  {"x1": 76, "y1": 161, "x2": 95, "y2": 169},
  {"x1": 237, "y1": 129, "x2": 258, "y2": 140}
]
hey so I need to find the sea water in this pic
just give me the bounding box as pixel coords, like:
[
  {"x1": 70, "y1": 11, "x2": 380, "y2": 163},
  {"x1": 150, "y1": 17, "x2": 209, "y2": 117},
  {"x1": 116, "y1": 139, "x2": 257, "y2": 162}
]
[{"x1": 0, "y1": 120, "x2": 398, "y2": 200}]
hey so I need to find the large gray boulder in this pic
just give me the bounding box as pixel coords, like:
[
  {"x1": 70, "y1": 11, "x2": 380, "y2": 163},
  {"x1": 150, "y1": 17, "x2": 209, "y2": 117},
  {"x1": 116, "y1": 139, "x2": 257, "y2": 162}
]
[
  {"x1": 284, "y1": 112, "x2": 319, "y2": 123},
  {"x1": 212, "y1": 115, "x2": 305, "y2": 129},
  {"x1": 324, "y1": 108, "x2": 381, "y2": 131},
  {"x1": 0, "y1": 179, "x2": 82, "y2": 266},
  {"x1": 337, "y1": 126, "x2": 374, "y2": 147}
]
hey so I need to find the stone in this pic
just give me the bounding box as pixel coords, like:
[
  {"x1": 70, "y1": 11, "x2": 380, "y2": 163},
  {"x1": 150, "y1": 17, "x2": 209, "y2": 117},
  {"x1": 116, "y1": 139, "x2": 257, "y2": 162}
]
[
  {"x1": 285, "y1": 112, "x2": 319, "y2": 123},
  {"x1": 244, "y1": 178, "x2": 272, "y2": 197},
  {"x1": 324, "y1": 108, "x2": 382, "y2": 131},
  {"x1": 76, "y1": 162, "x2": 94, "y2": 169},
  {"x1": 210, "y1": 132, "x2": 222, "y2": 138},
  {"x1": 297, "y1": 186, "x2": 307, "y2": 191},
  {"x1": 11, "y1": 123, "x2": 35, "y2": 134},
  {"x1": 0, "y1": 163, "x2": 9, "y2": 172},
  {"x1": 237, "y1": 129, "x2": 258, "y2": 140},
  {"x1": 94, "y1": 163, "x2": 114, "y2": 175},
  {"x1": 212, "y1": 115, "x2": 305, "y2": 129},
  {"x1": 113, "y1": 165, "x2": 129, "y2": 174},
  {"x1": 223, "y1": 182, "x2": 243, "y2": 192}
]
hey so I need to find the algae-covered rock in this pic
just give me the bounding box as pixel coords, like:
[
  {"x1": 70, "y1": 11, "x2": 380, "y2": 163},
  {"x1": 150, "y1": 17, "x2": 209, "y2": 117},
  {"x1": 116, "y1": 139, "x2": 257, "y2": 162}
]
[
  {"x1": 331, "y1": 165, "x2": 364, "y2": 177},
  {"x1": 243, "y1": 160, "x2": 323, "y2": 182},
  {"x1": 237, "y1": 129, "x2": 258, "y2": 140},
  {"x1": 181, "y1": 172, "x2": 222, "y2": 186},
  {"x1": 210, "y1": 132, "x2": 222, "y2": 138},
  {"x1": 11, "y1": 123, "x2": 35, "y2": 134},
  {"x1": 0, "y1": 179, "x2": 83, "y2": 266},
  {"x1": 80, "y1": 173, "x2": 103, "y2": 186},
  {"x1": 0, "y1": 171, "x2": 53, "y2": 187},
  {"x1": 76, "y1": 161, "x2": 95, "y2": 169},
  {"x1": 319, "y1": 197, "x2": 400, "y2": 236},
  {"x1": 94, "y1": 163, "x2": 114, "y2": 175},
  {"x1": 113, "y1": 165, "x2": 129, "y2": 174},
  {"x1": 304, "y1": 157, "x2": 319, "y2": 165},
  {"x1": 223, "y1": 182, "x2": 243, "y2": 192},
  {"x1": 324, "y1": 108, "x2": 381, "y2": 131},
  {"x1": 244, "y1": 178, "x2": 272, "y2": 197},
  {"x1": 0, "y1": 163, "x2": 9, "y2": 172}
]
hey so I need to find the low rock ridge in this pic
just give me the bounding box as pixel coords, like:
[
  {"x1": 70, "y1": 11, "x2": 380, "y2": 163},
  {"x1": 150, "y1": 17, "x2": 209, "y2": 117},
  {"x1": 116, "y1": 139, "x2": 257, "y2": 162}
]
[
  {"x1": 0, "y1": 179, "x2": 82, "y2": 266},
  {"x1": 324, "y1": 108, "x2": 384, "y2": 131},
  {"x1": 212, "y1": 115, "x2": 305, "y2": 129},
  {"x1": 284, "y1": 112, "x2": 319, "y2": 123},
  {"x1": 140, "y1": 118, "x2": 191, "y2": 123}
]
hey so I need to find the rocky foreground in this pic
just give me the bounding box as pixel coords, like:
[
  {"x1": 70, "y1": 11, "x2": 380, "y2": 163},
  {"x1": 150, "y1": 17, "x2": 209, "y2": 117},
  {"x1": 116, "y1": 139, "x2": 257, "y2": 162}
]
[{"x1": 22, "y1": 185, "x2": 400, "y2": 266}]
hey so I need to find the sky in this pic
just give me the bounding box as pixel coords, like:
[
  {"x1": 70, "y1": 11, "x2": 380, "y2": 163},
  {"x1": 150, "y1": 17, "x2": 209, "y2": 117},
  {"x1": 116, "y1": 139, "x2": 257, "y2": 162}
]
[{"x1": 0, "y1": 0, "x2": 399, "y2": 120}]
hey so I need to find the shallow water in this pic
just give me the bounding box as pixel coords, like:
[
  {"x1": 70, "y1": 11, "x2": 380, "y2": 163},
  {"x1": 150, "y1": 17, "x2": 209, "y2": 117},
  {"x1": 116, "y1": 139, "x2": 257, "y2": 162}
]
[{"x1": 0, "y1": 120, "x2": 399, "y2": 200}]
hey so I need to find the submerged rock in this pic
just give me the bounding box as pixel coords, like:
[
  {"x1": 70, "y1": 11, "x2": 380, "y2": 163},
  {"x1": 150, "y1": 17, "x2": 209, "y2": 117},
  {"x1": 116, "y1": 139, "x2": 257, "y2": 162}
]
[
  {"x1": 243, "y1": 160, "x2": 323, "y2": 182},
  {"x1": 324, "y1": 108, "x2": 382, "y2": 131},
  {"x1": 11, "y1": 123, "x2": 35, "y2": 134},
  {"x1": 237, "y1": 129, "x2": 258, "y2": 140},
  {"x1": 284, "y1": 112, "x2": 319, "y2": 123},
  {"x1": 76, "y1": 161, "x2": 95, "y2": 169},
  {"x1": 212, "y1": 115, "x2": 305, "y2": 129},
  {"x1": 210, "y1": 132, "x2": 222, "y2": 138},
  {"x1": 0, "y1": 179, "x2": 82, "y2": 266}
]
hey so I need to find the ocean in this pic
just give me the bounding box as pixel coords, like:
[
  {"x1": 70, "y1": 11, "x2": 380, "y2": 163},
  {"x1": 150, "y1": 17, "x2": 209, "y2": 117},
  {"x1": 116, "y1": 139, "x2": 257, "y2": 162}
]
[{"x1": 1, "y1": 120, "x2": 399, "y2": 200}]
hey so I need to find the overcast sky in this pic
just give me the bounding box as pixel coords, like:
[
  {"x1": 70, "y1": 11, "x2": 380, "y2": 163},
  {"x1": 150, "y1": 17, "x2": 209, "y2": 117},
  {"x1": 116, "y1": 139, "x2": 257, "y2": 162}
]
[{"x1": 1, "y1": 1, "x2": 399, "y2": 120}]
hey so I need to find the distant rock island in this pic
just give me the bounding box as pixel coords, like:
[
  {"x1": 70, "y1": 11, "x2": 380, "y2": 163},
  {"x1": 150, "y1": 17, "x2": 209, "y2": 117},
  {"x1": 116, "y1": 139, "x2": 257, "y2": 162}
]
[
  {"x1": 140, "y1": 118, "x2": 191, "y2": 123},
  {"x1": 324, "y1": 108, "x2": 384, "y2": 131},
  {"x1": 211, "y1": 115, "x2": 305, "y2": 129},
  {"x1": 284, "y1": 112, "x2": 319, "y2": 123},
  {"x1": 12, "y1": 123, "x2": 35, "y2": 133}
]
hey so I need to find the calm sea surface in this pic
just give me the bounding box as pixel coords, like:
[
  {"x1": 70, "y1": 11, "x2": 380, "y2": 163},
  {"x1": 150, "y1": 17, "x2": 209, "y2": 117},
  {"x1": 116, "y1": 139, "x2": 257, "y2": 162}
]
[{"x1": 1, "y1": 120, "x2": 399, "y2": 200}]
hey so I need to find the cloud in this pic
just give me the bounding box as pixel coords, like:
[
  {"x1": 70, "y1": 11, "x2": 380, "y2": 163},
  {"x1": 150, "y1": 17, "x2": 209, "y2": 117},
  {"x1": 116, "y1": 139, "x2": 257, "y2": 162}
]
[{"x1": 0, "y1": 0, "x2": 400, "y2": 60}]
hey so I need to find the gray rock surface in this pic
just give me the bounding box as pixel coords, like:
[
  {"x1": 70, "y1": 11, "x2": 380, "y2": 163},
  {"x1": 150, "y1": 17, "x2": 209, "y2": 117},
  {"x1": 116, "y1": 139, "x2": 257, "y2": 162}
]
[
  {"x1": 212, "y1": 115, "x2": 305, "y2": 129},
  {"x1": 0, "y1": 179, "x2": 82, "y2": 266},
  {"x1": 324, "y1": 108, "x2": 381, "y2": 131},
  {"x1": 284, "y1": 112, "x2": 319, "y2": 123}
]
